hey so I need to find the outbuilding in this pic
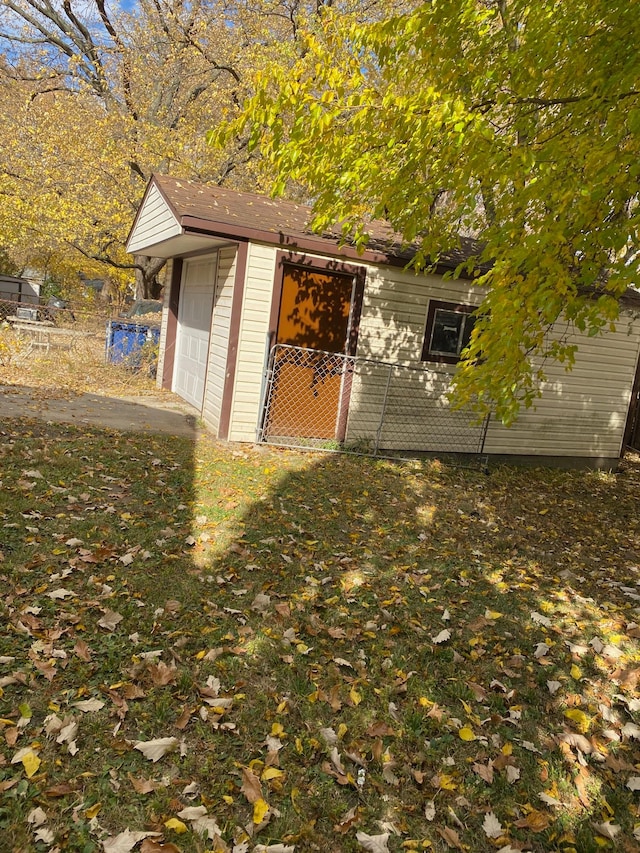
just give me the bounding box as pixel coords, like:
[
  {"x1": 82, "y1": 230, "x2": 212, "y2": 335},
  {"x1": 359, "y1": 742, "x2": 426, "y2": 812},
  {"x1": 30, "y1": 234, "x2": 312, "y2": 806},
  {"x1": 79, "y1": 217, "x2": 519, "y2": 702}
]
[{"x1": 127, "y1": 174, "x2": 640, "y2": 468}]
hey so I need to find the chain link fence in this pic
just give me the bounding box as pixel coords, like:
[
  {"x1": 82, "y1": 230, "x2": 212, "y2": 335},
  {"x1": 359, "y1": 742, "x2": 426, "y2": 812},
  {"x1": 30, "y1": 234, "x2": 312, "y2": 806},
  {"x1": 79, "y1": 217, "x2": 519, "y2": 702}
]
[
  {"x1": 0, "y1": 298, "x2": 115, "y2": 361},
  {"x1": 0, "y1": 297, "x2": 110, "y2": 328},
  {"x1": 259, "y1": 344, "x2": 489, "y2": 466}
]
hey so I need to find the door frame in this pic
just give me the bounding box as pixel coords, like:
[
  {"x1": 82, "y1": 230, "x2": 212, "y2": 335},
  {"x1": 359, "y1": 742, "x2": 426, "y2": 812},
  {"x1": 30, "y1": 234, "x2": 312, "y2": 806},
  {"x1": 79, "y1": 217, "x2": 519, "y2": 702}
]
[
  {"x1": 269, "y1": 251, "x2": 366, "y2": 356},
  {"x1": 623, "y1": 346, "x2": 640, "y2": 451},
  {"x1": 265, "y1": 251, "x2": 366, "y2": 442},
  {"x1": 161, "y1": 258, "x2": 183, "y2": 391}
]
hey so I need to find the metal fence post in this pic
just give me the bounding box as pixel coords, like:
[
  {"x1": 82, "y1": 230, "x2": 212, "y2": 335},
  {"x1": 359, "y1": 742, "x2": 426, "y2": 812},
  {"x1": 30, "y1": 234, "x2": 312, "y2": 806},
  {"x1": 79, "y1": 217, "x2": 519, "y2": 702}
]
[
  {"x1": 256, "y1": 336, "x2": 276, "y2": 444},
  {"x1": 374, "y1": 363, "x2": 393, "y2": 456}
]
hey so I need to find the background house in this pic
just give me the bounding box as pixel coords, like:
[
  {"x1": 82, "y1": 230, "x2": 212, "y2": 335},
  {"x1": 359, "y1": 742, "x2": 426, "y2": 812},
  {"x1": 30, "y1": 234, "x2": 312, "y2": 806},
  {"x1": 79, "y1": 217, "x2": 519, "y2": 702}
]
[
  {"x1": 127, "y1": 174, "x2": 640, "y2": 469},
  {"x1": 0, "y1": 274, "x2": 40, "y2": 304}
]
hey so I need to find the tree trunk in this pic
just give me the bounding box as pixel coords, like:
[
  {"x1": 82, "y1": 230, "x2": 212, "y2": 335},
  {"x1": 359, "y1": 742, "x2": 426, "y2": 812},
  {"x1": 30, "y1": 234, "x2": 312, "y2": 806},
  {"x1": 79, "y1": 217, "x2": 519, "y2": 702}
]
[{"x1": 135, "y1": 255, "x2": 167, "y2": 300}]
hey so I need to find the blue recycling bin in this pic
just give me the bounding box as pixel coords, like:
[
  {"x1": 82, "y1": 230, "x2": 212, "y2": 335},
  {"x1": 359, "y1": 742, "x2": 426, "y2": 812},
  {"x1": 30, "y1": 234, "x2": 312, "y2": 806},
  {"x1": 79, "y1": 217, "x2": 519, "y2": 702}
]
[{"x1": 105, "y1": 320, "x2": 160, "y2": 368}]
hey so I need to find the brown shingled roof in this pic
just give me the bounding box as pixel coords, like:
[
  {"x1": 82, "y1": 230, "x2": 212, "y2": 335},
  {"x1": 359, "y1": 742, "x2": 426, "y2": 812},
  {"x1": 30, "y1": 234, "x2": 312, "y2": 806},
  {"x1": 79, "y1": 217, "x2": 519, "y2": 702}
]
[{"x1": 151, "y1": 174, "x2": 483, "y2": 271}]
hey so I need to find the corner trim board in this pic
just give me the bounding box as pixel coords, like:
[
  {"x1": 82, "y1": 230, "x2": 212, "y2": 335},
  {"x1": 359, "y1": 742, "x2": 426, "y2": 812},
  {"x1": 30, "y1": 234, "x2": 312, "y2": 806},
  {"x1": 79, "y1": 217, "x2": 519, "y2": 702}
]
[
  {"x1": 217, "y1": 241, "x2": 249, "y2": 440},
  {"x1": 161, "y1": 258, "x2": 183, "y2": 390}
]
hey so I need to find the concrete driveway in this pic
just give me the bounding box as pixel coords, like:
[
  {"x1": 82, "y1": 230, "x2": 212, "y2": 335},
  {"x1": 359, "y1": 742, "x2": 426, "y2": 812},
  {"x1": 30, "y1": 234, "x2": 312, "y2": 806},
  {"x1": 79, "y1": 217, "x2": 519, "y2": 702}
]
[{"x1": 0, "y1": 385, "x2": 198, "y2": 436}]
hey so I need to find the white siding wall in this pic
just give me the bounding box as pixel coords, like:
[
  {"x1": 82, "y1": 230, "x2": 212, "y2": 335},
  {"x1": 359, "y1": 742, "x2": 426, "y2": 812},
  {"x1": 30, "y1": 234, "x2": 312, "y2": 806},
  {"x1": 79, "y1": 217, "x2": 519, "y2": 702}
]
[
  {"x1": 227, "y1": 243, "x2": 277, "y2": 442},
  {"x1": 156, "y1": 259, "x2": 173, "y2": 390},
  {"x1": 355, "y1": 266, "x2": 481, "y2": 362},
  {"x1": 350, "y1": 262, "x2": 640, "y2": 461},
  {"x1": 484, "y1": 322, "x2": 640, "y2": 459},
  {"x1": 202, "y1": 246, "x2": 237, "y2": 435},
  {"x1": 127, "y1": 184, "x2": 181, "y2": 254},
  {"x1": 347, "y1": 266, "x2": 484, "y2": 452}
]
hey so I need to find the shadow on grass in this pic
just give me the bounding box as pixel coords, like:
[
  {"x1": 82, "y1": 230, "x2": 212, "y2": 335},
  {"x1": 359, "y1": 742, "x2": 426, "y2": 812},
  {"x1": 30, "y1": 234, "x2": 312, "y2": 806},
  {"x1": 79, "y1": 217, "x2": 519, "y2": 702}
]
[
  {"x1": 0, "y1": 417, "x2": 639, "y2": 852},
  {"x1": 194, "y1": 451, "x2": 640, "y2": 852}
]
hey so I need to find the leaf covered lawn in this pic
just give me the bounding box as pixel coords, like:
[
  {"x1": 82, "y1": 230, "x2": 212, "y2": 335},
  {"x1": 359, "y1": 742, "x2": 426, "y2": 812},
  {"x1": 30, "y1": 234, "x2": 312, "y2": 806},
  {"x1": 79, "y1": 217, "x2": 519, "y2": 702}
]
[{"x1": 1, "y1": 418, "x2": 639, "y2": 853}]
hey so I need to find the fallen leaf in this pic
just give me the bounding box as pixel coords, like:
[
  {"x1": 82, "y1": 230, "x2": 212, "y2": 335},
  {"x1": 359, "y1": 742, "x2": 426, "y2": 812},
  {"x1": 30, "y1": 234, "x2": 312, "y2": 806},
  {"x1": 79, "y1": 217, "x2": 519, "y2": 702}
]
[
  {"x1": 174, "y1": 706, "x2": 192, "y2": 730},
  {"x1": 253, "y1": 798, "x2": 270, "y2": 824},
  {"x1": 330, "y1": 747, "x2": 347, "y2": 777},
  {"x1": 45, "y1": 782, "x2": 75, "y2": 797},
  {"x1": 622, "y1": 722, "x2": 640, "y2": 740},
  {"x1": 564, "y1": 708, "x2": 591, "y2": 733},
  {"x1": 73, "y1": 698, "x2": 105, "y2": 713},
  {"x1": 366, "y1": 722, "x2": 395, "y2": 737},
  {"x1": 482, "y1": 812, "x2": 504, "y2": 839},
  {"x1": 601, "y1": 644, "x2": 623, "y2": 659},
  {"x1": 176, "y1": 805, "x2": 208, "y2": 820},
  {"x1": 262, "y1": 767, "x2": 285, "y2": 781},
  {"x1": 472, "y1": 762, "x2": 494, "y2": 784},
  {"x1": 148, "y1": 661, "x2": 177, "y2": 686},
  {"x1": 4, "y1": 726, "x2": 18, "y2": 746},
  {"x1": 133, "y1": 737, "x2": 178, "y2": 762},
  {"x1": 140, "y1": 841, "x2": 182, "y2": 853},
  {"x1": 534, "y1": 642, "x2": 550, "y2": 658},
  {"x1": 241, "y1": 766, "x2": 263, "y2": 803},
  {"x1": 27, "y1": 807, "x2": 48, "y2": 826},
  {"x1": 466, "y1": 681, "x2": 488, "y2": 701},
  {"x1": 539, "y1": 791, "x2": 563, "y2": 807},
  {"x1": 431, "y1": 629, "x2": 451, "y2": 644},
  {"x1": 436, "y1": 827, "x2": 464, "y2": 849},
  {"x1": 98, "y1": 609, "x2": 124, "y2": 631},
  {"x1": 356, "y1": 831, "x2": 390, "y2": 852},
  {"x1": 433, "y1": 773, "x2": 457, "y2": 791},
  {"x1": 349, "y1": 687, "x2": 362, "y2": 706},
  {"x1": 164, "y1": 818, "x2": 187, "y2": 834},
  {"x1": 593, "y1": 821, "x2": 620, "y2": 840},
  {"x1": 47, "y1": 588, "x2": 75, "y2": 600},
  {"x1": 102, "y1": 830, "x2": 162, "y2": 853},
  {"x1": 514, "y1": 810, "x2": 551, "y2": 832},
  {"x1": 34, "y1": 827, "x2": 55, "y2": 844},
  {"x1": 505, "y1": 765, "x2": 520, "y2": 784},
  {"x1": 21, "y1": 750, "x2": 41, "y2": 778},
  {"x1": 128, "y1": 774, "x2": 156, "y2": 794},
  {"x1": 56, "y1": 719, "x2": 78, "y2": 745},
  {"x1": 335, "y1": 805, "x2": 359, "y2": 833}
]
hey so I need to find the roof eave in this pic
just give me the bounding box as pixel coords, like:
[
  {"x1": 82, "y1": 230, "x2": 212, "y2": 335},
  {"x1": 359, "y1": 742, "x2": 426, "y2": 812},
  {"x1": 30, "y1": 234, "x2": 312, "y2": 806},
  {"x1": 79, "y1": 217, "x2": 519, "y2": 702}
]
[{"x1": 180, "y1": 215, "x2": 474, "y2": 277}]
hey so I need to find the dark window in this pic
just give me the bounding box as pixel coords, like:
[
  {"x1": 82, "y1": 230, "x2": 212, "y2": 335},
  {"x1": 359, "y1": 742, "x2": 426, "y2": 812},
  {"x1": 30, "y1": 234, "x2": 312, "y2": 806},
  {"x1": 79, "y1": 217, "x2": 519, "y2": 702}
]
[{"x1": 421, "y1": 300, "x2": 476, "y2": 364}]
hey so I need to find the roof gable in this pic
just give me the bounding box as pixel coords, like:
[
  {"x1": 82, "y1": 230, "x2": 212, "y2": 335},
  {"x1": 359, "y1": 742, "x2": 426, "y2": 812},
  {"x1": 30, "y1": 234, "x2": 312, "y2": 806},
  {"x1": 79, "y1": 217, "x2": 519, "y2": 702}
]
[{"x1": 127, "y1": 181, "x2": 181, "y2": 255}]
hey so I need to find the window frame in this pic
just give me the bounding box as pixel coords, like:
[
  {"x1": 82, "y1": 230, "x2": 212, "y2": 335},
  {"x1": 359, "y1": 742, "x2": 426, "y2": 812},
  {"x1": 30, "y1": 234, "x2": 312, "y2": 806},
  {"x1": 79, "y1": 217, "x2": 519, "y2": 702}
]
[{"x1": 421, "y1": 300, "x2": 477, "y2": 365}]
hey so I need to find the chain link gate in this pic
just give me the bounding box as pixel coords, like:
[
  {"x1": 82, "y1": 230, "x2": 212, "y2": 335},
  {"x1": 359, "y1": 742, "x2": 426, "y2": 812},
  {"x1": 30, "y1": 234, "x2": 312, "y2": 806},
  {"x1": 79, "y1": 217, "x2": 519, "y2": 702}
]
[{"x1": 258, "y1": 344, "x2": 489, "y2": 467}]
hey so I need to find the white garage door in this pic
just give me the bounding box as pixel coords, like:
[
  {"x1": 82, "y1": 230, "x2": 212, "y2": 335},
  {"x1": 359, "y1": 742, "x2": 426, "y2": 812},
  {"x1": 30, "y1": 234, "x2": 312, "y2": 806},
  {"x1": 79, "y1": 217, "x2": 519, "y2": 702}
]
[{"x1": 173, "y1": 257, "x2": 216, "y2": 409}]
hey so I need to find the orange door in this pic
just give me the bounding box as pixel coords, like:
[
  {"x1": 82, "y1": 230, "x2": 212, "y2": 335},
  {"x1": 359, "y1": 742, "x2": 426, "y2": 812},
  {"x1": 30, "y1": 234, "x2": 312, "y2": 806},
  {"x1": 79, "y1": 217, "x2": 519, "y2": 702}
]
[{"x1": 266, "y1": 265, "x2": 355, "y2": 440}]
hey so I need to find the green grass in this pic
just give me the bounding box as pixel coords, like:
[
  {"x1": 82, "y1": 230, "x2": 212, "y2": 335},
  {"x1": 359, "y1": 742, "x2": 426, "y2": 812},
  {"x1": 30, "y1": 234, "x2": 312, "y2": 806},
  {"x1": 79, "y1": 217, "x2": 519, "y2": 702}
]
[{"x1": 0, "y1": 418, "x2": 639, "y2": 852}]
